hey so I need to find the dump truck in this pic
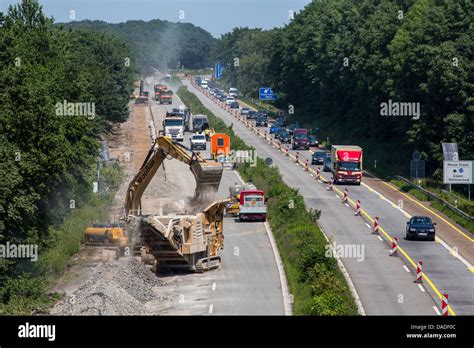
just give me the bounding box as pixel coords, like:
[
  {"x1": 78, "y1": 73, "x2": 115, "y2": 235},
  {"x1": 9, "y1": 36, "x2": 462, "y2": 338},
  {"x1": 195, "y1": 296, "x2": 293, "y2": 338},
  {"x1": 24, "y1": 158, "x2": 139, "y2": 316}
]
[
  {"x1": 238, "y1": 187, "x2": 267, "y2": 222},
  {"x1": 225, "y1": 182, "x2": 256, "y2": 216},
  {"x1": 159, "y1": 90, "x2": 173, "y2": 104},
  {"x1": 154, "y1": 83, "x2": 167, "y2": 101},
  {"x1": 124, "y1": 136, "x2": 225, "y2": 272},
  {"x1": 331, "y1": 145, "x2": 363, "y2": 185},
  {"x1": 163, "y1": 116, "x2": 184, "y2": 141}
]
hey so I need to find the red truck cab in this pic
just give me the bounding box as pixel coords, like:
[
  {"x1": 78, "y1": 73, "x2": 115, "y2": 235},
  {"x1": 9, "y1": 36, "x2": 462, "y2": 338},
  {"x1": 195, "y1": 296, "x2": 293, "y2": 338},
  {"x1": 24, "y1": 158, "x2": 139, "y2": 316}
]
[
  {"x1": 239, "y1": 190, "x2": 267, "y2": 222},
  {"x1": 331, "y1": 145, "x2": 363, "y2": 185}
]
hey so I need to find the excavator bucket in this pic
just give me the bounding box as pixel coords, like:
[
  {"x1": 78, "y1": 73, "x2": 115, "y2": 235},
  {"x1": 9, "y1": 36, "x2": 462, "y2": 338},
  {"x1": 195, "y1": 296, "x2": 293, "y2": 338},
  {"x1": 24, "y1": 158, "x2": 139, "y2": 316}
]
[{"x1": 191, "y1": 161, "x2": 223, "y2": 195}]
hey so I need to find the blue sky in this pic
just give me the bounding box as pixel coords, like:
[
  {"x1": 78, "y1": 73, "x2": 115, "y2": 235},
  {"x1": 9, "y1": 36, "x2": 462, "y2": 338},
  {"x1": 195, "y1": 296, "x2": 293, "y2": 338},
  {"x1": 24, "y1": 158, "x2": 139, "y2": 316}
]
[{"x1": 1, "y1": 0, "x2": 311, "y2": 37}]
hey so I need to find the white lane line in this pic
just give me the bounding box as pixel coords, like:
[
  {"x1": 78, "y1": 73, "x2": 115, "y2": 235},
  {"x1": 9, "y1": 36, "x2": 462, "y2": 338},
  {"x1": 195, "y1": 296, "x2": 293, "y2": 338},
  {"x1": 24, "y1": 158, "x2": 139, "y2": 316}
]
[
  {"x1": 365, "y1": 223, "x2": 372, "y2": 229},
  {"x1": 436, "y1": 236, "x2": 474, "y2": 271},
  {"x1": 377, "y1": 236, "x2": 383, "y2": 241},
  {"x1": 318, "y1": 180, "x2": 322, "y2": 183},
  {"x1": 403, "y1": 265, "x2": 411, "y2": 273},
  {"x1": 310, "y1": 174, "x2": 314, "y2": 177},
  {"x1": 433, "y1": 306, "x2": 441, "y2": 315},
  {"x1": 417, "y1": 284, "x2": 426, "y2": 293},
  {"x1": 344, "y1": 203, "x2": 350, "y2": 207},
  {"x1": 212, "y1": 282, "x2": 216, "y2": 291},
  {"x1": 208, "y1": 304, "x2": 214, "y2": 314},
  {"x1": 335, "y1": 194, "x2": 340, "y2": 199}
]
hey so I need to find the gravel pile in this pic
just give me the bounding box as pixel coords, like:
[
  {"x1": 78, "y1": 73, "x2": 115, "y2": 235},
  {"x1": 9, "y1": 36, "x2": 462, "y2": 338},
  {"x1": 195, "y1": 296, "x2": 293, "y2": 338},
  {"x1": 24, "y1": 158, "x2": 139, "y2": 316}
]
[{"x1": 53, "y1": 258, "x2": 169, "y2": 315}]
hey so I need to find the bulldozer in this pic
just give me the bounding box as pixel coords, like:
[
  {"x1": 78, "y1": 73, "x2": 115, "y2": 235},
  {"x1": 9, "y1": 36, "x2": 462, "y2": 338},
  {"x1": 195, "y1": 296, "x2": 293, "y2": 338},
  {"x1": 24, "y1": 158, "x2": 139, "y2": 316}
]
[{"x1": 124, "y1": 136, "x2": 226, "y2": 272}]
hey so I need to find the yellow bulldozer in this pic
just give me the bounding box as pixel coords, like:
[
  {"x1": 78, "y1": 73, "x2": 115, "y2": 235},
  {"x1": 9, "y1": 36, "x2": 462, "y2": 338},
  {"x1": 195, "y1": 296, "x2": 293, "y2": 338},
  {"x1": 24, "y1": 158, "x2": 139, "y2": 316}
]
[{"x1": 124, "y1": 136, "x2": 226, "y2": 272}]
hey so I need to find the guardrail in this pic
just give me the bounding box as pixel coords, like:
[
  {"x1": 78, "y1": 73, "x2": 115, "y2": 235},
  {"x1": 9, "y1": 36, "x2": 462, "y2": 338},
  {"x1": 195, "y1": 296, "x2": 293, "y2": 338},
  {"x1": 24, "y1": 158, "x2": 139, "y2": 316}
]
[{"x1": 393, "y1": 175, "x2": 473, "y2": 221}]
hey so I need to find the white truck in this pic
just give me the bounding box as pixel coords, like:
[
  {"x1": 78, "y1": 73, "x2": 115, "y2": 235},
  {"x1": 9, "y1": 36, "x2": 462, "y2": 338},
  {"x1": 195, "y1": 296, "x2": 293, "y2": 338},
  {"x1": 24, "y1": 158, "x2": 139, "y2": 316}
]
[
  {"x1": 190, "y1": 133, "x2": 207, "y2": 150},
  {"x1": 163, "y1": 116, "x2": 184, "y2": 141},
  {"x1": 229, "y1": 87, "x2": 238, "y2": 98}
]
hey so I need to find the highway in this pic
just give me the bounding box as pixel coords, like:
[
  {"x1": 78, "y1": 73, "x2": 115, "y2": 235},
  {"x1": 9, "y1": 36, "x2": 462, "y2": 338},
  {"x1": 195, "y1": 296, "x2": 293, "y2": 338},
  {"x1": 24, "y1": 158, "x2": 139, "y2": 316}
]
[
  {"x1": 142, "y1": 78, "x2": 286, "y2": 315},
  {"x1": 185, "y1": 79, "x2": 474, "y2": 315}
]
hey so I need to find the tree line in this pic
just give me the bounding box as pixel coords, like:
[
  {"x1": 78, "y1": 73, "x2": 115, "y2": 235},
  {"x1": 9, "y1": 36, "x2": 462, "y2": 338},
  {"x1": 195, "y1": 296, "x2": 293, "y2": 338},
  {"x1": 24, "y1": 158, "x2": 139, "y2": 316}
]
[
  {"x1": 211, "y1": 0, "x2": 473, "y2": 178},
  {"x1": 0, "y1": 0, "x2": 136, "y2": 293},
  {"x1": 62, "y1": 19, "x2": 216, "y2": 74}
]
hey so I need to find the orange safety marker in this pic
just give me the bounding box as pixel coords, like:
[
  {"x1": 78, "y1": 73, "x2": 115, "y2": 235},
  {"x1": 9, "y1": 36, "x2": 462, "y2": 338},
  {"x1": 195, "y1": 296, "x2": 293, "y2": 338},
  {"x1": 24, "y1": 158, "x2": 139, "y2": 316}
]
[
  {"x1": 414, "y1": 261, "x2": 423, "y2": 283},
  {"x1": 354, "y1": 199, "x2": 361, "y2": 215},
  {"x1": 372, "y1": 216, "x2": 379, "y2": 234},
  {"x1": 285, "y1": 146, "x2": 290, "y2": 156},
  {"x1": 441, "y1": 294, "x2": 449, "y2": 316},
  {"x1": 304, "y1": 159, "x2": 309, "y2": 171},
  {"x1": 342, "y1": 188, "x2": 348, "y2": 203},
  {"x1": 316, "y1": 167, "x2": 321, "y2": 180},
  {"x1": 390, "y1": 236, "x2": 398, "y2": 256},
  {"x1": 278, "y1": 141, "x2": 282, "y2": 150},
  {"x1": 327, "y1": 177, "x2": 334, "y2": 191},
  {"x1": 295, "y1": 152, "x2": 300, "y2": 163}
]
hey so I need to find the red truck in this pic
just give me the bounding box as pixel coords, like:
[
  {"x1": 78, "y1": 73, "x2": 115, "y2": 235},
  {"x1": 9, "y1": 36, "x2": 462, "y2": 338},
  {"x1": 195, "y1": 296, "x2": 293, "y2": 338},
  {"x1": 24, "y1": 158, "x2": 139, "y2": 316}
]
[
  {"x1": 331, "y1": 145, "x2": 363, "y2": 185},
  {"x1": 239, "y1": 190, "x2": 267, "y2": 222}
]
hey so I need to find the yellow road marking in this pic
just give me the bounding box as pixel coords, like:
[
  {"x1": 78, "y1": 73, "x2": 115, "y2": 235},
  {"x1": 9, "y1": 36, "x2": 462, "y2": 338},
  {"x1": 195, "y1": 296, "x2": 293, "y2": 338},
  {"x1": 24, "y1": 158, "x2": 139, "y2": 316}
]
[{"x1": 381, "y1": 181, "x2": 473, "y2": 242}]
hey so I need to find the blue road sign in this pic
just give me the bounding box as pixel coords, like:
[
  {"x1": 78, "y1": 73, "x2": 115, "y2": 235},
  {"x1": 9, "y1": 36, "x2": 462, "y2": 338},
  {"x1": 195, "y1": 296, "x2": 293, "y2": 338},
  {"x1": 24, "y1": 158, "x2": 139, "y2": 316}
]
[
  {"x1": 259, "y1": 87, "x2": 277, "y2": 100},
  {"x1": 215, "y1": 62, "x2": 224, "y2": 79}
]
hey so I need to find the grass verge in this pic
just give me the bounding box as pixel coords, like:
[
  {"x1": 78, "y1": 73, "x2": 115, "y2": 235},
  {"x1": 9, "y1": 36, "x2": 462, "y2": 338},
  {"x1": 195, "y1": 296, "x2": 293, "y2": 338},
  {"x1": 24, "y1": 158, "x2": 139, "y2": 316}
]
[{"x1": 178, "y1": 85, "x2": 358, "y2": 315}]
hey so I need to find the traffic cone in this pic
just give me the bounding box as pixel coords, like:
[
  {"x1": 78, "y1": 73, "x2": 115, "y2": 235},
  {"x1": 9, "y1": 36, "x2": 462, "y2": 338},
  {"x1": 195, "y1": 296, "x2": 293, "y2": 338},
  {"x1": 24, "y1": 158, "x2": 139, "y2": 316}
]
[
  {"x1": 354, "y1": 200, "x2": 361, "y2": 215},
  {"x1": 295, "y1": 152, "x2": 300, "y2": 163},
  {"x1": 342, "y1": 189, "x2": 348, "y2": 203},
  {"x1": 316, "y1": 167, "x2": 321, "y2": 180},
  {"x1": 327, "y1": 178, "x2": 334, "y2": 191},
  {"x1": 286, "y1": 146, "x2": 290, "y2": 156},
  {"x1": 390, "y1": 237, "x2": 398, "y2": 256},
  {"x1": 414, "y1": 261, "x2": 423, "y2": 283},
  {"x1": 372, "y1": 216, "x2": 379, "y2": 234},
  {"x1": 441, "y1": 294, "x2": 449, "y2": 316},
  {"x1": 304, "y1": 159, "x2": 309, "y2": 171}
]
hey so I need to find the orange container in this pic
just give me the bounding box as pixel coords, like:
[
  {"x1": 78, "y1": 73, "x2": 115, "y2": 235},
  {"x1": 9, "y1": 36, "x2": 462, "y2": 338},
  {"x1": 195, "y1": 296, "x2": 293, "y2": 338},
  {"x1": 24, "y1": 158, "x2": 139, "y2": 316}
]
[{"x1": 210, "y1": 133, "x2": 230, "y2": 159}]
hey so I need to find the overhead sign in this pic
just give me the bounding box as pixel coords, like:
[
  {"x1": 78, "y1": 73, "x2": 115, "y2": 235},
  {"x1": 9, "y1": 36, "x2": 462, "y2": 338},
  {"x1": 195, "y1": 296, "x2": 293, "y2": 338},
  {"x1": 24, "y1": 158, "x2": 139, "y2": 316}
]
[
  {"x1": 443, "y1": 161, "x2": 473, "y2": 184},
  {"x1": 259, "y1": 87, "x2": 277, "y2": 101},
  {"x1": 441, "y1": 143, "x2": 459, "y2": 161},
  {"x1": 215, "y1": 62, "x2": 224, "y2": 79}
]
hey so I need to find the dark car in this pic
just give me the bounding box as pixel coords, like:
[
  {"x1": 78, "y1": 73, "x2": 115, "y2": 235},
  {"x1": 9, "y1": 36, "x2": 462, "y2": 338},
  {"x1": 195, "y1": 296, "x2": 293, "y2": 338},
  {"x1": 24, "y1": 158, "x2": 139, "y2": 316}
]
[
  {"x1": 323, "y1": 154, "x2": 331, "y2": 172},
  {"x1": 257, "y1": 109, "x2": 267, "y2": 117},
  {"x1": 406, "y1": 216, "x2": 436, "y2": 241},
  {"x1": 308, "y1": 135, "x2": 319, "y2": 147},
  {"x1": 275, "y1": 116, "x2": 288, "y2": 127},
  {"x1": 288, "y1": 122, "x2": 300, "y2": 136},
  {"x1": 219, "y1": 94, "x2": 227, "y2": 102},
  {"x1": 256, "y1": 117, "x2": 268, "y2": 127},
  {"x1": 230, "y1": 101, "x2": 240, "y2": 109},
  {"x1": 240, "y1": 107, "x2": 250, "y2": 116},
  {"x1": 247, "y1": 110, "x2": 258, "y2": 120},
  {"x1": 311, "y1": 151, "x2": 326, "y2": 165},
  {"x1": 277, "y1": 131, "x2": 291, "y2": 143}
]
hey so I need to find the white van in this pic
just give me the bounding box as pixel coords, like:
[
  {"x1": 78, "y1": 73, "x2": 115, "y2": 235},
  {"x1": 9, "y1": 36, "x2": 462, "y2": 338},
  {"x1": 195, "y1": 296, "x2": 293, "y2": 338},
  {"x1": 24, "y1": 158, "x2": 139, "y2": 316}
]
[
  {"x1": 225, "y1": 96, "x2": 236, "y2": 105},
  {"x1": 229, "y1": 87, "x2": 238, "y2": 97},
  {"x1": 201, "y1": 80, "x2": 209, "y2": 89}
]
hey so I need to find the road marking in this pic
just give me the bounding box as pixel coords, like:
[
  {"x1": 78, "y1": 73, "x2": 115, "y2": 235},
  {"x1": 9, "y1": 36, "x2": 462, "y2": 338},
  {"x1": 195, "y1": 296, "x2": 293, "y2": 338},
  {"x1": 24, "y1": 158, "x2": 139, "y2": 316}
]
[
  {"x1": 345, "y1": 203, "x2": 350, "y2": 207},
  {"x1": 417, "y1": 284, "x2": 426, "y2": 293},
  {"x1": 208, "y1": 304, "x2": 214, "y2": 314},
  {"x1": 380, "y1": 181, "x2": 473, "y2": 243},
  {"x1": 366, "y1": 223, "x2": 372, "y2": 229},
  {"x1": 212, "y1": 282, "x2": 216, "y2": 291},
  {"x1": 310, "y1": 174, "x2": 314, "y2": 177},
  {"x1": 335, "y1": 194, "x2": 340, "y2": 199},
  {"x1": 433, "y1": 306, "x2": 441, "y2": 315},
  {"x1": 436, "y1": 236, "x2": 474, "y2": 272},
  {"x1": 377, "y1": 236, "x2": 383, "y2": 241},
  {"x1": 403, "y1": 265, "x2": 411, "y2": 273}
]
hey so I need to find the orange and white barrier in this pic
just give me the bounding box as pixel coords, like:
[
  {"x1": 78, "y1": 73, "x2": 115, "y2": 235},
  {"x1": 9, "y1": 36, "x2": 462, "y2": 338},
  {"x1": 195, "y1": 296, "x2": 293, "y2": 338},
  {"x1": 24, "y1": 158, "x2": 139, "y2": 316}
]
[
  {"x1": 342, "y1": 189, "x2": 348, "y2": 203},
  {"x1": 285, "y1": 146, "x2": 290, "y2": 156},
  {"x1": 295, "y1": 152, "x2": 300, "y2": 163},
  {"x1": 327, "y1": 178, "x2": 334, "y2": 191},
  {"x1": 277, "y1": 141, "x2": 282, "y2": 150},
  {"x1": 441, "y1": 294, "x2": 449, "y2": 316},
  {"x1": 354, "y1": 200, "x2": 361, "y2": 215},
  {"x1": 414, "y1": 261, "x2": 423, "y2": 283},
  {"x1": 390, "y1": 237, "x2": 398, "y2": 256},
  {"x1": 304, "y1": 159, "x2": 309, "y2": 171},
  {"x1": 316, "y1": 167, "x2": 320, "y2": 180},
  {"x1": 372, "y1": 216, "x2": 379, "y2": 234}
]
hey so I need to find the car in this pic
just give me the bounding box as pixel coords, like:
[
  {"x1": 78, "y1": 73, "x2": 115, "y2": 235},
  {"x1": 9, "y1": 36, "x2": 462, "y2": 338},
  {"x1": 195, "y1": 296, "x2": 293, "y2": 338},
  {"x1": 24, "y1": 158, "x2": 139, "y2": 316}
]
[
  {"x1": 247, "y1": 110, "x2": 258, "y2": 120},
  {"x1": 225, "y1": 96, "x2": 236, "y2": 105},
  {"x1": 218, "y1": 94, "x2": 227, "y2": 102},
  {"x1": 406, "y1": 216, "x2": 436, "y2": 241},
  {"x1": 256, "y1": 117, "x2": 268, "y2": 127},
  {"x1": 229, "y1": 87, "x2": 238, "y2": 98},
  {"x1": 240, "y1": 107, "x2": 250, "y2": 116},
  {"x1": 270, "y1": 124, "x2": 284, "y2": 134},
  {"x1": 311, "y1": 151, "x2": 326, "y2": 165},
  {"x1": 275, "y1": 116, "x2": 288, "y2": 127},
  {"x1": 190, "y1": 133, "x2": 207, "y2": 150},
  {"x1": 323, "y1": 154, "x2": 332, "y2": 172},
  {"x1": 288, "y1": 122, "x2": 300, "y2": 136},
  {"x1": 308, "y1": 135, "x2": 319, "y2": 147},
  {"x1": 230, "y1": 101, "x2": 240, "y2": 109},
  {"x1": 276, "y1": 131, "x2": 291, "y2": 143}
]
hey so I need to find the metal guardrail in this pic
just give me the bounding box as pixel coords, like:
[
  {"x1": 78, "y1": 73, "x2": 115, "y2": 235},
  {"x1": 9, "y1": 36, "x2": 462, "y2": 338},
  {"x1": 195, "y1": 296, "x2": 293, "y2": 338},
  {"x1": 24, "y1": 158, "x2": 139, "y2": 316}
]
[{"x1": 393, "y1": 175, "x2": 473, "y2": 221}]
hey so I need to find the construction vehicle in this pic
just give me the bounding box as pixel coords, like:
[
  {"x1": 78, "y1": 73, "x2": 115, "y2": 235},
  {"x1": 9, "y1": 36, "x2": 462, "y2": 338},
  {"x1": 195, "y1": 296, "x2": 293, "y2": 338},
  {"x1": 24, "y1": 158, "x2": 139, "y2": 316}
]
[
  {"x1": 159, "y1": 90, "x2": 173, "y2": 104},
  {"x1": 331, "y1": 145, "x2": 363, "y2": 185},
  {"x1": 154, "y1": 83, "x2": 167, "y2": 101},
  {"x1": 211, "y1": 133, "x2": 230, "y2": 161},
  {"x1": 238, "y1": 188, "x2": 267, "y2": 222},
  {"x1": 124, "y1": 136, "x2": 226, "y2": 272},
  {"x1": 163, "y1": 116, "x2": 184, "y2": 141},
  {"x1": 84, "y1": 222, "x2": 128, "y2": 260}
]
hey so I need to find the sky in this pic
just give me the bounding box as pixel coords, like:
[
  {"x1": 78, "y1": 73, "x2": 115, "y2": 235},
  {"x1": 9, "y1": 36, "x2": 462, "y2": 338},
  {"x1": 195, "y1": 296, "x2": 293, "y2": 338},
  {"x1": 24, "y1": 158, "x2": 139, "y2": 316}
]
[{"x1": 1, "y1": 0, "x2": 311, "y2": 37}]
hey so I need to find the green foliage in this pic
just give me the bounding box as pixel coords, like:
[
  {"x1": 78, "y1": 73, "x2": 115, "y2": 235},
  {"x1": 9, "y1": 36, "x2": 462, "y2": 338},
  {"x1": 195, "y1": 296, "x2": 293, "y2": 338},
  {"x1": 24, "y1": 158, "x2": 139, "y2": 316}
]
[
  {"x1": 211, "y1": 0, "x2": 473, "y2": 179},
  {"x1": 178, "y1": 84, "x2": 358, "y2": 315},
  {"x1": 62, "y1": 19, "x2": 215, "y2": 74},
  {"x1": 0, "y1": 0, "x2": 132, "y2": 314}
]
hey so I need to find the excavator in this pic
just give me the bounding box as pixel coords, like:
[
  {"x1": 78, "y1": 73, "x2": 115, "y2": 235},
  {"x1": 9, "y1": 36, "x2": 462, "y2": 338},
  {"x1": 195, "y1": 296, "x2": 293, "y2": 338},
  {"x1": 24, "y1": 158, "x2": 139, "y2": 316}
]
[{"x1": 124, "y1": 136, "x2": 226, "y2": 272}]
